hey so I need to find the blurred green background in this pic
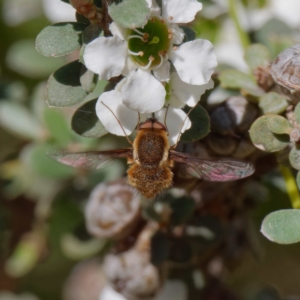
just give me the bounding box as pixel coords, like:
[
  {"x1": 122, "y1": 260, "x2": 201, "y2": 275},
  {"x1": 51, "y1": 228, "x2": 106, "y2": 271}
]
[{"x1": 1, "y1": 0, "x2": 300, "y2": 299}]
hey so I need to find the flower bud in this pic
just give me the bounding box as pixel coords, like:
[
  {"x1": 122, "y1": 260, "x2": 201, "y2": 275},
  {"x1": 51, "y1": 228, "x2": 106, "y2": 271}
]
[
  {"x1": 210, "y1": 96, "x2": 257, "y2": 135},
  {"x1": 103, "y1": 249, "x2": 160, "y2": 300},
  {"x1": 253, "y1": 65, "x2": 274, "y2": 92},
  {"x1": 70, "y1": 0, "x2": 102, "y2": 23},
  {"x1": 85, "y1": 180, "x2": 141, "y2": 240},
  {"x1": 206, "y1": 134, "x2": 238, "y2": 156},
  {"x1": 63, "y1": 260, "x2": 106, "y2": 300},
  {"x1": 225, "y1": 96, "x2": 258, "y2": 132},
  {"x1": 271, "y1": 44, "x2": 300, "y2": 103},
  {"x1": 290, "y1": 128, "x2": 300, "y2": 142}
]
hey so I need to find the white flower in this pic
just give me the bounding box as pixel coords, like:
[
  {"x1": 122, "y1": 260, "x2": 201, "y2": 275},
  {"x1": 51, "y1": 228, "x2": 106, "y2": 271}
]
[
  {"x1": 100, "y1": 286, "x2": 126, "y2": 300},
  {"x1": 167, "y1": 72, "x2": 214, "y2": 108},
  {"x1": 84, "y1": 0, "x2": 217, "y2": 113},
  {"x1": 96, "y1": 90, "x2": 191, "y2": 145}
]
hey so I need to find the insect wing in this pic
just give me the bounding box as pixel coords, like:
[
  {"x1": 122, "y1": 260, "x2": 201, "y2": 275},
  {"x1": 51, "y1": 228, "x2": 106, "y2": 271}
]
[
  {"x1": 47, "y1": 149, "x2": 132, "y2": 169},
  {"x1": 170, "y1": 151, "x2": 254, "y2": 181}
]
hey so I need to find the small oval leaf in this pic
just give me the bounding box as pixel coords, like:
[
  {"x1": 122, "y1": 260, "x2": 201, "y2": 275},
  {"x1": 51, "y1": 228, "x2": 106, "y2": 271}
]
[
  {"x1": 36, "y1": 22, "x2": 87, "y2": 57},
  {"x1": 180, "y1": 26, "x2": 196, "y2": 43},
  {"x1": 245, "y1": 43, "x2": 271, "y2": 71},
  {"x1": 82, "y1": 24, "x2": 102, "y2": 44},
  {"x1": 26, "y1": 144, "x2": 75, "y2": 179},
  {"x1": 259, "y1": 92, "x2": 288, "y2": 115},
  {"x1": 80, "y1": 66, "x2": 98, "y2": 92},
  {"x1": 109, "y1": 0, "x2": 150, "y2": 28},
  {"x1": 266, "y1": 115, "x2": 291, "y2": 134},
  {"x1": 261, "y1": 209, "x2": 300, "y2": 244},
  {"x1": 294, "y1": 102, "x2": 300, "y2": 125},
  {"x1": 289, "y1": 145, "x2": 300, "y2": 171},
  {"x1": 297, "y1": 171, "x2": 300, "y2": 190},
  {"x1": 0, "y1": 101, "x2": 42, "y2": 140},
  {"x1": 6, "y1": 40, "x2": 64, "y2": 78},
  {"x1": 47, "y1": 60, "x2": 88, "y2": 107},
  {"x1": 181, "y1": 105, "x2": 210, "y2": 142},
  {"x1": 43, "y1": 109, "x2": 73, "y2": 146},
  {"x1": 249, "y1": 115, "x2": 289, "y2": 152},
  {"x1": 71, "y1": 99, "x2": 108, "y2": 138},
  {"x1": 219, "y1": 69, "x2": 264, "y2": 97}
]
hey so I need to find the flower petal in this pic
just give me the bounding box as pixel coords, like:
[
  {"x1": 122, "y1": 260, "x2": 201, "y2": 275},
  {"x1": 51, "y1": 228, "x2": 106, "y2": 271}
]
[
  {"x1": 170, "y1": 24, "x2": 185, "y2": 45},
  {"x1": 121, "y1": 69, "x2": 166, "y2": 113},
  {"x1": 153, "y1": 60, "x2": 170, "y2": 82},
  {"x1": 162, "y1": 0, "x2": 202, "y2": 24},
  {"x1": 170, "y1": 39, "x2": 217, "y2": 85},
  {"x1": 109, "y1": 22, "x2": 127, "y2": 40},
  {"x1": 96, "y1": 90, "x2": 138, "y2": 136},
  {"x1": 101, "y1": 286, "x2": 127, "y2": 300},
  {"x1": 122, "y1": 57, "x2": 136, "y2": 76},
  {"x1": 170, "y1": 72, "x2": 214, "y2": 107},
  {"x1": 156, "y1": 107, "x2": 191, "y2": 145},
  {"x1": 146, "y1": 0, "x2": 161, "y2": 16},
  {"x1": 168, "y1": 94, "x2": 185, "y2": 108},
  {"x1": 84, "y1": 36, "x2": 127, "y2": 80}
]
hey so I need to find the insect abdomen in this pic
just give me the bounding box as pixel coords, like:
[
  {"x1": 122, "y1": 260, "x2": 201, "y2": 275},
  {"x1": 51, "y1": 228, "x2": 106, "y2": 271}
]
[{"x1": 127, "y1": 164, "x2": 173, "y2": 199}]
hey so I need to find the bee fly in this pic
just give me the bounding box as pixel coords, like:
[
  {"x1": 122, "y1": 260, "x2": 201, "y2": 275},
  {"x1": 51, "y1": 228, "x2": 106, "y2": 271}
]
[{"x1": 49, "y1": 111, "x2": 255, "y2": 199}]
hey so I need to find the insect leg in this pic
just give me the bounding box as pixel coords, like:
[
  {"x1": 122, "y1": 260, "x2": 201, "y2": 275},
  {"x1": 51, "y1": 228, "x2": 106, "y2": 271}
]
[
  {"x1": 170, "y1": 105, "x2": 196, "y2": 149},
  {"x1": 101, "y1": 101, "x2": 133, "y2": 145}
]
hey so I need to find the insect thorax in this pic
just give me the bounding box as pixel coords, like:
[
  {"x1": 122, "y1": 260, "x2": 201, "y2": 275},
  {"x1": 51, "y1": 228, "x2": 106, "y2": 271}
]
[{"x1": 133, "y1": 129, "x2": 169, "y2": 166}]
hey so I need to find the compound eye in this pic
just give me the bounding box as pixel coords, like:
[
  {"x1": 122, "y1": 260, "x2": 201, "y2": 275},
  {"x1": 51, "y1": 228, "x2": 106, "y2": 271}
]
[
  {"x1": 139, "y1": 119, "x2": 167, "y2": 131},
  {"x1": 152, "y1": 121, "x2": 166, "y2": 130}
]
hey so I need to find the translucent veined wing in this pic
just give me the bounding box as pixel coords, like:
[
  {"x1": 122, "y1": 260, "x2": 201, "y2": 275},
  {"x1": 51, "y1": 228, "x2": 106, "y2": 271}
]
[
  {"x1": 170, "y1": 150, "x2": 254, "y2": 181},
  {"x1": 47, "y1": 149, "x2": 133, "y2": 169}
]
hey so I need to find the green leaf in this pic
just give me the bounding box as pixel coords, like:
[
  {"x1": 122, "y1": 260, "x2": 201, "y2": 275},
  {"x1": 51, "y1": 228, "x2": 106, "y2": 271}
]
[
  {"x1": 6, "y1": 40, "x2": 65, "y2": 78},
  {"x1": 181, "y1": 105, "x2": 210, "y2": 142},
  {"x1": 61, "y1": 234, "x2": 107, "y2": 260},
  {"x1": 109, "y1": 0, "x2": 150, "y2": 28},
  {"x1": 294, "y1": 102, "x2": 300, "y2": 125},
  {"x1": 266, "y1": 115, "x2": 291, "y2": 134},
  {"x1": 82, "y1": 24, "x2": 102, "y2": 44},
  {"x1": 80, "y1": 66, "x2": 98, "y2": 92},
  {"x1": 76, "y1": 11, "x2": 90, "y2": 24},
  {"x1": 47, "y1": 60, "x2": 88, "y2": 107},
  {"x1": 244, "y1": 43, "x2": 271, "y2": 71},
  {"x1": 151, "y1": 231, "x2": 169, "y2": 265},
  {"x1": 259, "y1": 92, "x2": 288, "y2": 115},
  {"x1": 36, "y1": 22, "x2": 87, "y2": 57},
  {"x1": 43, "y1": 109, "x2": 73, "y2": 146},
  {"x1": 261, "y1": 209, "x2": 300, "y2": 244},
  {"x1": 219, "y1": 69, "x2": 264, "y2": 97},
  {"x1": 289, "y1": 145, "x2": 300, "y2": 171},
  {"x1": 5, "y1": 232, "x2": 44, "y2": 277},
  {"x1": 26, "y1": 144, "x2": 75, "y2": 179},
  {"x1": 169, "y1": 196, "x2": 195, "y2": 226},
  {"x1": 180, "y1": 26, "x2": 196, "y2": 43},
  {"x1": 71, "y1": 99, "x2": 108, "y2": 138},
  {"x1": 255, "y1": 19, "x2": 295, "y2": 59},
  {"x1": 249, "y1": 115, "x2": 289, "y2": 152},
  {"x1": 0, "y1": 102, "x2": 42, "y2": 140},
  {"x1": 0, "y1": 81, "x2": 28, "y2": 102},
  {"x1": 193, "y1": 18, "x2": 220, "y2": 44},
  {"x1": 297, "y1": 171, "x2": 300, "y2": 190}
]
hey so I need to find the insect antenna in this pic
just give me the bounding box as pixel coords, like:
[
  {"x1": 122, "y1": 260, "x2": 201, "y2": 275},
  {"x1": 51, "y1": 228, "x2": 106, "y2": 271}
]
[
  {"x1": 136, "y1": 112, "x2": 141, "y2": 129},
  {"x1": 170, "y1": 105, "x2": 197, "y2": 149},
  {"x1": 101, "y1": 101, "x2": 133, "y2": 145},
  {"x1": 164, "y1": 104, "x2": 170, "y2": 135}
]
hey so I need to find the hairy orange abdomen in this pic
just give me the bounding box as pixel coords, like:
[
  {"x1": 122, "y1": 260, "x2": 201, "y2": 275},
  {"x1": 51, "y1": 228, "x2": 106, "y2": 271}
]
[{"x1": 127, "y1": 128, "x2": 173, "y2": 199}]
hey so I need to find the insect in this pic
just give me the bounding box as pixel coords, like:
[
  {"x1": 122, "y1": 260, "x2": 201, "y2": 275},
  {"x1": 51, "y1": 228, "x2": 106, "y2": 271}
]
[{"x1": 49, "y1": 115, "x2": 255, "y2": 199}]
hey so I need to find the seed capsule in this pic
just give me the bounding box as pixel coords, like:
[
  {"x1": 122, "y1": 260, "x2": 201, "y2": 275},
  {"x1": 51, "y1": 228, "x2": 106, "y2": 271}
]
[
  {"x1": 85, "y1": 180, "x2": 141, "y2": 240},
  {"x1": 271, "y1": 44, "x2": 300, "y2": 103}
]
